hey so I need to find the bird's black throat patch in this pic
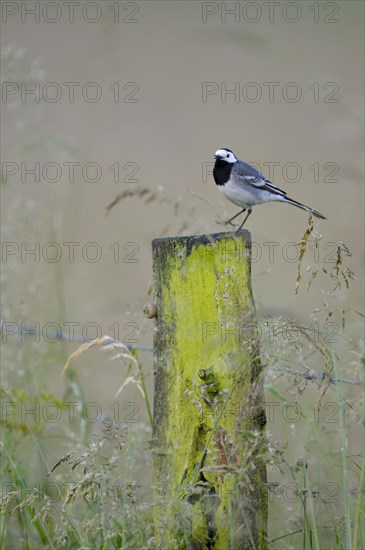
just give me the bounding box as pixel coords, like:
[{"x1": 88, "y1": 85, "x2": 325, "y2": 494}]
[{"x1": 213, "y1": 159, "x2": 233, "y2": 186}]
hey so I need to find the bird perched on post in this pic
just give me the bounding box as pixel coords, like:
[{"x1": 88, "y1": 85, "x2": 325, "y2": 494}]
[{"x1": 213, "y1": 148, "x2": 326, "y2": 231}]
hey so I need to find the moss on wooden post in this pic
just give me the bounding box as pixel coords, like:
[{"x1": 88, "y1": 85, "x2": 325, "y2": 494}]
[{"x1": 152, "y1": 231, "x2": 267, "y2": 550}]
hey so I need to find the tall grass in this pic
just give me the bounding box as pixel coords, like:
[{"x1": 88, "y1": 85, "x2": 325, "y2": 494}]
[{"x1": 2, "y1": 215, "x2": 364, "y2": 549}]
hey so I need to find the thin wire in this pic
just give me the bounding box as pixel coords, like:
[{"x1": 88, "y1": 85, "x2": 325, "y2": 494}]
[{"x1": 2, "y1": 323, "x2": 153, "y2": 352}]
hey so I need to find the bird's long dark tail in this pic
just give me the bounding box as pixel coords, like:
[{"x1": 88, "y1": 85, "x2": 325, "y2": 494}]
[{"x1": 282, "y1": 196, "x2": 327, "y2": 220}]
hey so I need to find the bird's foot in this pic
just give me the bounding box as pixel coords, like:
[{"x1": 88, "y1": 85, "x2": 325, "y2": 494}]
[{"x1": 215, "y1": 219, "x2": 237, "y2": 227}]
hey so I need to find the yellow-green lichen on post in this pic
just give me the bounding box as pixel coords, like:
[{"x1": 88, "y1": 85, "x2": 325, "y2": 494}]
[{"x1": 152, "y1": 231, "x2": 267, "y2": 550}]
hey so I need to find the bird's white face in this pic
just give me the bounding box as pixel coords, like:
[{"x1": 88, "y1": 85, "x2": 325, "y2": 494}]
[{"x1": 214, "y1": 148, "x2": 237, "y2": 163}]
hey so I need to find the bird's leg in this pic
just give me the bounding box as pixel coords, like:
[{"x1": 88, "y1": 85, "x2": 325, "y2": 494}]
[
  {"x1": 235, "y1": 208, "x2": 252, "y2": 233},
  {"x1": 223, "y1": 208, "x2": 246, "y2": 226}
]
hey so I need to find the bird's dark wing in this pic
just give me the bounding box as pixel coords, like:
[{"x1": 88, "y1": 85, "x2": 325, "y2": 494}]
[{"x1": 233, "y1": 160, "x2": 287, "y2": 197}]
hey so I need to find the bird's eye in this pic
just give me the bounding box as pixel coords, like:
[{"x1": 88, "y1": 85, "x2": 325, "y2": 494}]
[{"x1": 226, "y1": 154, "x2": 230, "y2": 158}]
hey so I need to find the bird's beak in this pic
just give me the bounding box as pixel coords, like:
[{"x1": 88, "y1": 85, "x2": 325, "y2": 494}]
[{"x1": 214, "y1": 154, "x2": 221, "y2": 160}]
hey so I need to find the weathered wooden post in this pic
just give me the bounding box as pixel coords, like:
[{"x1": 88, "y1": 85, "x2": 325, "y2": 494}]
[{"x1": 151, "y1": 231, "x2": 267, "y2": 550}]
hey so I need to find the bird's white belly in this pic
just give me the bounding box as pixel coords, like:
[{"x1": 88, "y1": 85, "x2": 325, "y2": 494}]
[{"x1": 219, "y1": 178, "x2": 273, "y2": 208}]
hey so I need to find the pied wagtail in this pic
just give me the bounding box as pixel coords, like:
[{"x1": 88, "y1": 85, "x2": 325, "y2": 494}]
[{"x1": 213, "y1": 148, "x2": 326, "y2": 231}]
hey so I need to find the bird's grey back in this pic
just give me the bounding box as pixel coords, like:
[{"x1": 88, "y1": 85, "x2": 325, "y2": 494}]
[
  {"x1": 232, "y1": 159, "x2": 287, "y2": 196},
  {"x1": 233, "y1": 160, "x2": 264, "y2": 179}
]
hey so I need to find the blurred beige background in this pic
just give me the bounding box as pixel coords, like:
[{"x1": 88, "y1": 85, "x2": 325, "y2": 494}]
[{"x1": 1, "y1": 1, "x2": 364, "y2": 542}]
